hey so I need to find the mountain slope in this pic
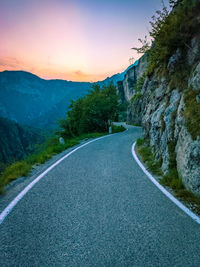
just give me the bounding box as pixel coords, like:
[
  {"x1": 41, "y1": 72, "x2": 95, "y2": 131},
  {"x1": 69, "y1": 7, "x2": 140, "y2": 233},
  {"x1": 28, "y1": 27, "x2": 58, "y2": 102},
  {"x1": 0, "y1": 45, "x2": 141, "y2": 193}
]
[
  {"x1": 99, "y1": 60, "x2": 139, "y2": 86},
  {"x1": 0, "y1": 116, "x2": 44, "y2": 165},
  {"x1": 0, "y1": 63, "x2": 137, "y2": 130},
  {"x1": 0, "y1": 71, "x2": 92, "y2": 130}
]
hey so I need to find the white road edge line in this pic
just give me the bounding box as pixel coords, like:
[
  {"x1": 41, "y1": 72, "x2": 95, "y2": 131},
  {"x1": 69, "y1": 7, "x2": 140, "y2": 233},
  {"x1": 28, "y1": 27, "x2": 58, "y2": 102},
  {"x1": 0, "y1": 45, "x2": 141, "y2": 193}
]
[
  {"x1": 0, "y1": 132, "x2": 124, "y2": 225},
  {"x1": 132, "y1": 142, "x2": 200, "y2": 225}
]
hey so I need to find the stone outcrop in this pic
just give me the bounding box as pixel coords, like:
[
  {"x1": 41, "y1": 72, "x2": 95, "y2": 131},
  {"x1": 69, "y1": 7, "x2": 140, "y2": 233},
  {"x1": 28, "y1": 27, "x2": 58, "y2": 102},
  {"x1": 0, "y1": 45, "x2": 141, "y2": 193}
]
[
  {"x1": 117, "y1": 37, "x2": 200, "y2": 194},
  {"x1": 117, "y1": 54, "x2": 148, "y2": 125},
  {"x1": 117, "y1": 54, "x2": 148, "y2": 103}
]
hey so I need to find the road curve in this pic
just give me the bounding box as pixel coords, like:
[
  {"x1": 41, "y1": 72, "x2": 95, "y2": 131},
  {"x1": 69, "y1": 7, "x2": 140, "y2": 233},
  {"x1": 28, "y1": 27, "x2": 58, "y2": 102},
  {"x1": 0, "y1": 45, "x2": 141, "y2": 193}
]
[{"x1": 0, "y1": 126, "x2": 200, "y2": 266}]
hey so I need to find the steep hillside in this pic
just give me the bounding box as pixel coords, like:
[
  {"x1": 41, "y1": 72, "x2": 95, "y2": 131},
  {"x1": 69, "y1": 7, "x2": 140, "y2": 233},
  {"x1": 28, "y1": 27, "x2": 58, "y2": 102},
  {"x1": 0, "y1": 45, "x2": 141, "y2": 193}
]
[
  {"x1": 0, "y1": 61, "x2": 136, "y2": 168},
  {"x1": 99, "y1": 60, "x2": 139, "y2": 86},
  {"x1": 0, "y1": 117, "x2": 44, "y2": 166},
  {"x1": 0, "y1": 66, "x2": 135, "y2": 130},
  {"x1": 0, "y1": 71, "x2": 92, "y2": 130},
  {"x1": 117, "y1": 0, "x2": 200, "y2": 194}
]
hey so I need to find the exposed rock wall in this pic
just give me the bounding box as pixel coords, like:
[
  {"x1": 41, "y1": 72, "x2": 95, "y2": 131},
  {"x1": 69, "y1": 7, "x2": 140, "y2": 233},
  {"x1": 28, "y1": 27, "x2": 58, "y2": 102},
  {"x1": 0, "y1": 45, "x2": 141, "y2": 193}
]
[
  {"x1": 117, "y1": 54, "x2": 148, "y2": 103},
  {"x1": 117, "y1": 38, "x2": 200, "y2": 194},
  {"x1": 117, "y1": 54, "x2": 148, "y2": 125},
  {"x1": 141, "y1": 70, "x2": 200, "y2": 193}
]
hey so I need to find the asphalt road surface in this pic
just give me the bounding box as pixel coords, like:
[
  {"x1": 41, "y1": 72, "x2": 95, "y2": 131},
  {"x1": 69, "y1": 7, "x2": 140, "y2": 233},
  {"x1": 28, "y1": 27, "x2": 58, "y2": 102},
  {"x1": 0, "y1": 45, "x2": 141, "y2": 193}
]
[{"x1": 0, "y1": 126, "x2": 200, "y2": 266}]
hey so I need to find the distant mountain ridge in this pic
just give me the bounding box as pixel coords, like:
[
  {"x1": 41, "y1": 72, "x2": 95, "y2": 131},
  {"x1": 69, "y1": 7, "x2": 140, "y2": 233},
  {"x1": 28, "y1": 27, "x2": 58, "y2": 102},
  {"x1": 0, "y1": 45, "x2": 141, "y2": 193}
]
[
  {"x1": 98, "y1": 60, "x2": 139, "y2": 86},
  {"x1": 0, "y1": 70, "x2": 91, "y2": 130},
  {"x1": 0, "y1": 62, "x2": 137, "y2": 130},
  {"x1": 0, "y1": 62, "x2": 138, "y2": 166}
]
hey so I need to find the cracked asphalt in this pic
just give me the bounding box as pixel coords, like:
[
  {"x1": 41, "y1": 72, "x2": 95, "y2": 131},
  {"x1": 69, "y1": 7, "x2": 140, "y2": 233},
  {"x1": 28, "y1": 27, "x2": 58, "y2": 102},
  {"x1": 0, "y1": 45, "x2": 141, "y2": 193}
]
[{"x1": 0, "y1": 126, "x2": 200, "y2": 266}]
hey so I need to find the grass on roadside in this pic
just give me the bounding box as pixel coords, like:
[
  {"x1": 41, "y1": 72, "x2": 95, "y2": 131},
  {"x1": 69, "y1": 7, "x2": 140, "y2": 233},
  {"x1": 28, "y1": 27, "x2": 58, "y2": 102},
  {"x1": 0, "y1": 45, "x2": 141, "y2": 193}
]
[
  {"x1": 111, "y1": 124, "x2": 126, "y2": 133},
  {"x1": 0, "y1": 125, "x2": 125, "y2": 194},
  {"x1": 136, "y1": 138, "x2": 163, "y2": 176},
  {"x1": 0, "y1": 161, "x2": 32, "y2": 194},
  {"x1": 136, "y1": 137, "x2": 200, "y2": 215}
]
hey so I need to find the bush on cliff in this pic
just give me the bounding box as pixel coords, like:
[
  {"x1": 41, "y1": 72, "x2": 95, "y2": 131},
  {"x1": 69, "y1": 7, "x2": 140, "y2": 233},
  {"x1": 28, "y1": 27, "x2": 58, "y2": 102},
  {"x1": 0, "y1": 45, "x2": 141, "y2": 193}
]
[
  {"x1": 148, "y1": 0, "x2": 200, "y2": 74},
  {"x1": 132, "y1": 0, "x2": 200, "y2": 75}
]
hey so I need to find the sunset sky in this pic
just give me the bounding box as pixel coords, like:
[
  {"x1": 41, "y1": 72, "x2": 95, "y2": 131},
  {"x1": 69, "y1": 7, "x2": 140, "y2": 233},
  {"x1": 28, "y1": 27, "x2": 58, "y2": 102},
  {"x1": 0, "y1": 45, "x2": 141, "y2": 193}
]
[{"x1": 0, "y1": 0, "x2": 168, "y2": 82}]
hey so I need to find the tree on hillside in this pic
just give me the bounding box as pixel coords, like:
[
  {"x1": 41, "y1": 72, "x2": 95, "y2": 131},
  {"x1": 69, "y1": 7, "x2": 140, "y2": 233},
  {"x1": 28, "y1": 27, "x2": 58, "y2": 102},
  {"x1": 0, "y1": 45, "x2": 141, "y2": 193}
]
[
  {"x1": 131, "y1": 0, "x2": 200, "y2": 74},
  {"x1": 149, "y1": 4, "x2": 169, "y2": 40},
  {"x1": 132, "y1": 1, "x2": 169, "y2": 54},
  {"x1": 60, "y1": 83, "x2": 120, "y2": 137},
  {"x1": 169, "y1": 0, "x2": 183, "y2": 8},
  {"x1": 131, "y1": 35, "x2": 151, "y2": 54}
]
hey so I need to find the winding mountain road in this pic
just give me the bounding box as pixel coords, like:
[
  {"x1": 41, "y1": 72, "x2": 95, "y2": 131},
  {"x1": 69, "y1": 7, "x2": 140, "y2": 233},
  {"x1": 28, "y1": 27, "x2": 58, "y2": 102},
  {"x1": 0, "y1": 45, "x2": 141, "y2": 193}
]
[{"x1": 0, "y1": 126, "x2": 200, "y2": 266}]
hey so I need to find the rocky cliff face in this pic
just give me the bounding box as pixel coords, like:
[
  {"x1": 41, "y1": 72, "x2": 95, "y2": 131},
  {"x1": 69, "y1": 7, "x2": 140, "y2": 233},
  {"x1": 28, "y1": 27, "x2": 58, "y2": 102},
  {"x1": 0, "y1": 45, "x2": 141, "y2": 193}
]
[
  {"x1": 117, "y1": 35, "x2": 200, "y2": 194},
  {"x1": 117, "y1": 55, "x2": 148, "y2": 103}
]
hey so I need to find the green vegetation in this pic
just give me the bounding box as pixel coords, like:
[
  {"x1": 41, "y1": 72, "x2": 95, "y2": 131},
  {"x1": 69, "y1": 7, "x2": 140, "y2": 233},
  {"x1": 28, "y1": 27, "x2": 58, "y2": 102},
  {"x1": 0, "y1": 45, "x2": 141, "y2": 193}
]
[
  {"x1": 136, "y1": 137, "x2": 200, "y2": 214},
  {"x1": 130, "y1": 93, "x2": 142, "y2": 103},
  {"x1": 158, "y1": 139, "x2": 184, "y2": 190},
  {"x1": 130, "y1": 74, "x2": 146, "y2": 103},
  {"x1": 0, "y1": 161, "x2": 32, "y2": 193},
  {"x1": 160, "y1": 170, "x2": 184, "y2": 191},
  {"x1": 132, "y1": 35, "x2": 151, "y2": 54},
  {"x1": 184, "y1": 88, "x2": 200, "y2": 140},
  {"x1": 133, "y1": 0, "x2": 200, "y2": 76},
  {"x1": 0, "y1": 133, "x2": 100, "y2": 193},
  {"x1": 0, "y1": 124, "x2": 125, "y2": 194},
  {"x1": 168, "y1": 62, "x2": 191, "y2": 91},
  {"x1": 0, "y1": 116, "x2": 45, "y2": 167},
  {"x1": 135, "y1": 74, "x2": 146, "y2": 91},
  {"x1": 60, "y1": 83, "x2": 120, "y2": 137},
  {"x1": 111, "y1": 125, "x2": 126, "y2": 133},
  {"x1": 147, "y1": 0, "x2": 200, "y2": 75},
  {"x1": 176, "y1": 190, "x2": 200, "y2": 213},
  {"x1": 0, "y1": 83, "x2": 125, "y2": 193},
  {"x1": 136, "y1": 138, "x2": 163, "y2": 175},
  {"x1": 131, "y1": 0, "x2": 200, "y2": 213},
  {"x1": 136, "y1": 138, "x2": 145, "y2": 146}
]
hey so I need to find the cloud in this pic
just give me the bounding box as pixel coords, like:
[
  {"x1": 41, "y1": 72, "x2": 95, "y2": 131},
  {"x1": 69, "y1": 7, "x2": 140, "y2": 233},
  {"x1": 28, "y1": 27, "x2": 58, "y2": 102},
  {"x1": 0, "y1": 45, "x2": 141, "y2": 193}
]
[
  {"x1": 0, "y1": 57, "x2": 23, "y2": 70},
  {"x1": 0, "y1": 57, "x2": 109, "y2": 82},
  {"x1": 74, "y1": 70, "x2": 83, "y2": 76}
]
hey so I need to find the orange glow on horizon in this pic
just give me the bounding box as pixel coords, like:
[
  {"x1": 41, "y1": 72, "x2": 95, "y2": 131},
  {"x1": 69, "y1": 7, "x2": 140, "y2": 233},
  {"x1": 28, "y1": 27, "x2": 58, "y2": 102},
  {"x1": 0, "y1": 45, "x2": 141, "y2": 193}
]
[
  {"x1": 0, "y1": 58, "x2": 123, "y2": 82},
  {"x1": 0, "y1": 0, "x2": 164, "y2": 81}
]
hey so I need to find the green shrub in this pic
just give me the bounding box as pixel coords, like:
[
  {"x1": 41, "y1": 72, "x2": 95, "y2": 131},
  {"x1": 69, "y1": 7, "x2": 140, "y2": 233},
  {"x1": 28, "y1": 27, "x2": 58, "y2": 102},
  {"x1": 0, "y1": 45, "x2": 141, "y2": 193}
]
[
  {"x1": 136, "y1": 138, "x2": 145, "y2": 146},
  {"x1": 0, "y1": 161, "x2": 32, "y2": 193},
  {"x1": 146, "y1": 159, "x2": 163, "y2": 176},
  {"x1": 176, "y1": 189, "x2": 200, "y2": 214},
  {"x1": 130, "y1": 93, "x2": 142, "y2": 103},
  {"x1": 0, "y1": 131, "x2": 113, "y2": 193},
  {"x1": 111, "y1": 125, "x2": 126, "y2": 133},
  {"x1": 138, "y1": 146, "x2": 152, "y2": 163},
  {"x1": 136, "y1": 136, "x2": 200, "y2": 214},
  {"x1": 137, "y1": 139, "x2": 163, "y2": 175},
  {"x1": 184, "y1": 88, "x2": 200, "y2": 140},
  {"x1": 169, "y1": 62, "x2": 191, "y2": 91},
  {"x1": 160, "y1": 174, "x2": 184, "y2": 191},
  {"x1": 130, "y1": 74, "x2": 145, "y2": 103},
  {"x1": 147, "y1": 0, "x2": 200, "y2": 75},
  {"x1": 60, "y1": 83, "x2": 120, "y2": 137}
]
